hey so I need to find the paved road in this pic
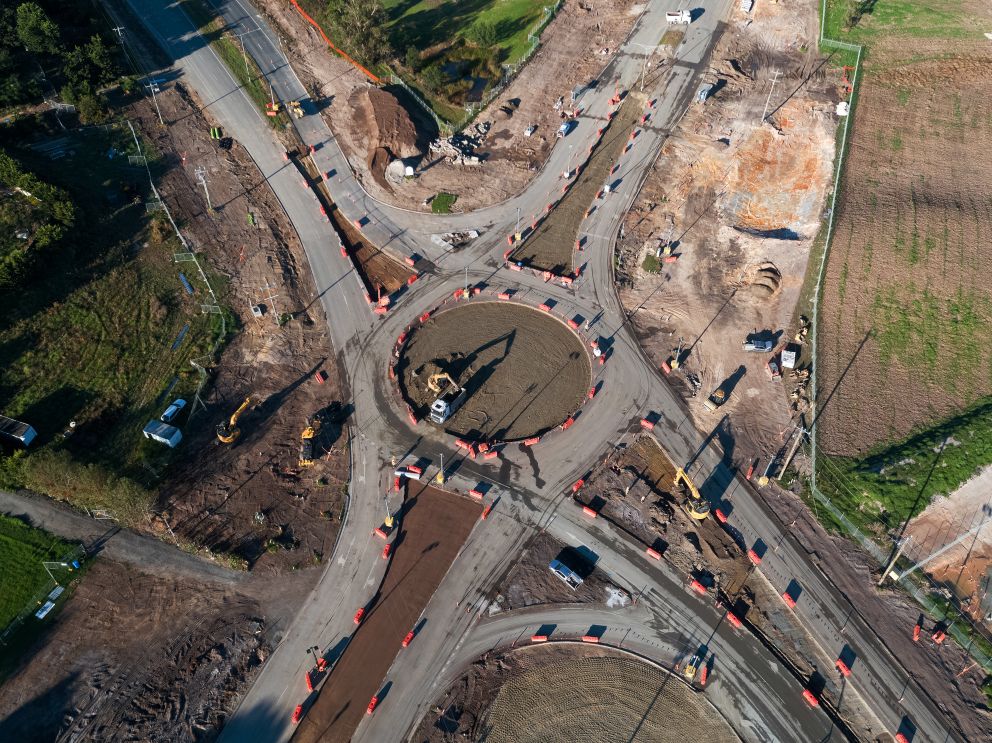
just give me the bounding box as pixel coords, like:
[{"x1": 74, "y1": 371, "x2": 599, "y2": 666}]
[{"x1": 124, "y1": 1, "x2": 956, "y2": 742}]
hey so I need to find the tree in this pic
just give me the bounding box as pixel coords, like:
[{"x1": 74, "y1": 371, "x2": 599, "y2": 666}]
[
  {"x1": 15, "y1": 3, "x2": 61, "y2": 55},
  {"x1": 85, "y1": 35, "x2": 116, "y2": 85},
  {"x1": 324, "y1": 0, "x2": 394, "y2": 67},
  {"x1": 421, "y1": 64, "x2": 446, "y2": 93},
  {"x1": 405, "y1": 46, "x2": 421, "y2": 72},
  {"x1": 468, "y1": 19, "x2": 497, "y2": 48}
]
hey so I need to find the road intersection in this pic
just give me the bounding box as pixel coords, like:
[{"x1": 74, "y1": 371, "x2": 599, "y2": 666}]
[{"x1": 125, "y1": 0, "x2": 957, "y2": 740}]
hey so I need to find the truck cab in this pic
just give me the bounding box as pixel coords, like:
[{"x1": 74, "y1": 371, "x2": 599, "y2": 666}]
[{"x1": 430, "y1": 387, "x2": 467, "y2": 424}]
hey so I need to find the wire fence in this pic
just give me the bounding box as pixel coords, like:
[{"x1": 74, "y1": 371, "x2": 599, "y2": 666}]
[{"x1": 0, "y1": 544, "x2": 88, "y2": 646}]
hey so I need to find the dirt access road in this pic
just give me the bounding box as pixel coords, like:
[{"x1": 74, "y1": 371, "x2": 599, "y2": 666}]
[
  {"x1": 260, "y1": 0, "x2": 643, "y2": 212},
  {"x1": 293, "y1": 484, "x2": 479, "y2": 743}
]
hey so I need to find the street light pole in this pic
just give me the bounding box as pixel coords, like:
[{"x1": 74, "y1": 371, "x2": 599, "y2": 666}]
[{"x1": 145, "y1": 77, "x2": 164, "y2": 125}]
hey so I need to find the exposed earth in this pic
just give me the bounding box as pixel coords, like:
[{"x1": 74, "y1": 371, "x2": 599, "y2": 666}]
[
  {"x1": 293, "y1": 484, "x2": 480, "y2": 743},
  {"x1": 257, "y1": 0, "x2": 643, "y2": 211},
  {"x1": 412, "y1": 645, "x2": 737, "y2": 743},
  {"x1": 617, "y1": 0, "x2": 837, "y2": 469},
  {"x1": 398, "y1": 302, "x2": 590, "y2": 441}
]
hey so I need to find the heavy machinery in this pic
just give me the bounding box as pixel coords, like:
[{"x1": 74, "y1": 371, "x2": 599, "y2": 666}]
[
  {"x1": 217, "y1": 397, "x2": 251, "y2": 444},
  {"x1": 683, "y1": 653, "x2": 703, "y2": 681},
  {"x1": 673, "y1": 467, "x2": 710, "y2": 520},
  {"x1": 299, "y1": 414, "x2": 322, "y2": 467},
  {"x1": 430, "y1": 385, "x2": 467, "y2": 425},
  {"x1": 427, "y1": 372, "x2": 457, "y2": 394},
  {"x1": 703, "y1": 387, "x2": 726, "y2": 411}
]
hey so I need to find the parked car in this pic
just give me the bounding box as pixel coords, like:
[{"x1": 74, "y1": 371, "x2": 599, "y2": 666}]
[
  {"x1": 742, "y1": 338, "x2": 773, "y2": 352},
  {"x1": 160, "y1": 399, "x2": 187, "y2": 423}
]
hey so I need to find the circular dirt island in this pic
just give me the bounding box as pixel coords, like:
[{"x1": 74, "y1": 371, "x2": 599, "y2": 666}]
[
  {"x1": 413, "y1": 646, "x2": 738, "y2": 743},
  {"x1": 398, "y1": 302, "x2": 590, "y2": 441}
]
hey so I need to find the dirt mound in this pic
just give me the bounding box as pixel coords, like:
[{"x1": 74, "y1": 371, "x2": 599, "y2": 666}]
[
  {"x1": 874, "y1": 56, "x2": 992, "y2": 89},
  {"x1": 354, "y1": 87, "x2": 421, "y2": 161},
  {"x1": 744, "y1": 262, "x2": 782, "y2": 300}
]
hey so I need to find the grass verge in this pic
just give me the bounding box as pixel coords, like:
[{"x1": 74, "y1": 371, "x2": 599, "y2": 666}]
[
  {"x1": 0, "y1": 514, "x2": 77, "y2": 629},
  {"x1": 431, "y1": 192, "x2": 457, "y2": 213},
  {"x1": 179, "y1": 0, "x2": 283, "y2": 124}
]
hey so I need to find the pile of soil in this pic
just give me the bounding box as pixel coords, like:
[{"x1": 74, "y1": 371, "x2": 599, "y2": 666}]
[
  {"x1": 398, "y1": 302, "x2": 590, "y2": 441},
  {"x1": 353, "y1": 87, "x2": 423, "y2": 190}
]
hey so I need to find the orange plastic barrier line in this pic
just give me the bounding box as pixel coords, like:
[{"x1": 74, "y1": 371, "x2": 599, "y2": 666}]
[{"x1": 288, "y1": 0, "x2": 382, "y2": 83}]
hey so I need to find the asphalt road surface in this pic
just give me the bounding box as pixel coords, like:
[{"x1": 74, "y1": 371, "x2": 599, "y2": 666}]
[{"x1": 123, "y1": 1, "x2": 958, "y2": 741}]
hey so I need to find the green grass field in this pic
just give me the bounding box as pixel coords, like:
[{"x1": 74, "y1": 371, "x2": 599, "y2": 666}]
[
  {"x1": 384, "y1": 0, "x2": 547, "y2": 66},
  {"x1": 0, "y1": 514, "x2": 76, "y2": 629},
  {"x1": 822, "y1": 0, "x2": 982, "y2": 47},
  {"x1": 0, "y1": 124, "x2": 221, "y2": 492}
]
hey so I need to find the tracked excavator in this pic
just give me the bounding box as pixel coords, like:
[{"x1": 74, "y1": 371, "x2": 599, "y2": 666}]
[
  {"x1": 299, "y1": 414, "x2": 322, "y2": 467},
  {"x1": 427, "y1": 372, "x2": 457, "y2": 394},
  {"x1": 673, "y1": 467, "x2": 710, "y2": 520},
  {"x1": 217, "y1": 397, "x2": 251, "y2": 444}
]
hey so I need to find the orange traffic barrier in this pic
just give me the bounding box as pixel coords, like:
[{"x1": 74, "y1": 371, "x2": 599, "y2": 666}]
[
  {"x1": 645, "y1": 547, "x2": 662, "y2": 560},
  {"x1": 393, "y1": 476, "x2": 401, "y2": 492},
  {"x1": 498, "y1": 292, "x2": 511, "y2": 300},
  {"x1": 531, "y1": 635, "x2": 548, "y2": 643},
  {"x1": 373, "y1": 306, "x2": 387, "y2": 315},
  {"x1": 582, "y1": 505, "x2": 598, "y2": 518},
  {"x1": 484, "y1": 450, "x2": 499, "y2": 460},
  {"x1": 835, "y1": 658, "x2": 851, "y2": 677},
  {"x1": 419, "y1": 311, "x2": 431, "y2": 323},
  {"x1": 545, "y1": 203, "x2": 554, "y2": 212},
  {"x1": 455, "y1": 439, "x2": 470, "y2": 449},
  {"x1": 523, "y1": 436, "x2": 540, "y2": 446},
  {"x1": 388, "y1": 365, "x2": 395, "y2": 380},
  {"x1": 407, "y1": 274, "x2": 418, "y2": 285},
  {"x1": 561, "y1": 275, "x2": 573, "y2": 286},
  {"x1": 661, "y1": 361, "x2": 671, "y2": 374},
  {"x1": 561, "y1": 415, "x2": 575, "y2": 430},
  {"x1": 381, "y1": 543, "x2": 391, "y2": 559},
  {"x1": 509, "y1": 263, "x2": 523, "y2": 271},
  {"x1": 747, "y1": 548, "x2": 762, "y2": 565},
  {"x1": 714, "y1": 508, "x2": 727, "y2": 523},
  {"x1": 588, "y1": 387, "x2": 597, "y2": 399},
  {"x1": 319, "y1": 205, "x2": 326, "y2": 216},
  {"x1": 454, "y1": 288, "x2": 465, "y2": 299},
  {"x1": 913, "y1": 624, "x2": 921, "y2": 642},
  {"x1": 340, "y1": 246, "x2": 348, "y2": 258},
  {"x1": 539, "y1": 303, "x2": 551, "y2": 312},
  {"x1": 503, "y1": 248, "x2": 513, "y2": 260},
  {"x1": 314, "y1": 370, "x2": 327, "y2": 384},
  {"x1": 469, "y1": 489, "x2": 484, "y2": 500},
  {"x1": 568, "y1": 319, "x2": 579, "y2": 329},
  {"x1": 690, "y1": 579, "x2": 706, "y2": 595},
  {"x1": 366, "y1": 696, "x2": 378, "y2": 715},
  {"x1": 575, "y1": 238, "x2": 582, "y2": 250},
  {"x1": 373, "y1": 527, "x2": 388, "y2": 539},
  {"x1": 481, "y1": 504, "x2": 493, "y2": 519},
  {"x1": 397, "y1": 332, "x2": 407, "y2": 345},
  {"x1": 933, "y1": 630, "x2": 946, "y2": 644},
  {"x1": 572, "y1": 479, "x2": 585, "y2": 493},
  {"x1": 895, "y1": 734, "x2": 909, "y2": 743},
  {"x1": 353, "y1": 219, "x2": 362, "y2": 230},
  {"x1": 406, "y1": 465, "x2": 423, "y2": 475},
  {"x1": 699, "y1": 664, "x2": 708, "y2": 686},
  {"x1": 506, "y1": 234, "x2": 514, "y2": 245},
  {"x1": 408, "y1": 409, "x2": 418, "y2": 426},
  {"x1": 802, "y1": 689, "x2": 819, "y2": 707},
  {"x1": 581, "y1": 635, "x2": 600, "y2": 643},
  {"x1": 726, "y1": 611, "x2": 743, "y2": 629},
  {"x1": 306, "y1": 671, "x2": 314, "y2": 691},
  {"x1": 640, "y1": 418, "x2": 655, "y2": 430},
  {"x1": 664, "y1": 255, "x2": 678, "y2": 263},
  {"x1": 782, "y1": 591, "x2": 797, "y2": 608}
]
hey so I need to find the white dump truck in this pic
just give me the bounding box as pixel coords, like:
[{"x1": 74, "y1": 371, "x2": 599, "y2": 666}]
[{"x1": 666, "y1": 9, "x2": 692, "y2": 24}]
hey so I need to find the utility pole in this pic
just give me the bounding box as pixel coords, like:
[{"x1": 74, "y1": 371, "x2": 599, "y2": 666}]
[
  {"x1": 195, "y1": 165, "x2": 213, "y2": 211},
  {"x1": 232, "y1": 30, "x2": 255, "y2": 76},
  {"x1": 879, "y1": 536, "x2": 911, "y2": 586},
  {"x1": 111, "y1": 25, "x2": 125, "y2": 41},
  {"x1": 515, "y1": 207, "x2": 520, "y2": 241},
  {"x1": 761, "y1": 70, "x2": 781, "y2": 122},
  {"x1": 145, "y1": 77, "x2": 164, "y2": 125}
]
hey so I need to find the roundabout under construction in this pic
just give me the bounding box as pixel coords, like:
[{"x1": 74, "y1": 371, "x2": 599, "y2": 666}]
[{"x1": 397, "y1": 301, "x2": 591, "y2": 441}]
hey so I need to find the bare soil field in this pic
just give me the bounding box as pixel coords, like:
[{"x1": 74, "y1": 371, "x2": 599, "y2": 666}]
[
  {"x1": 257, "y1": 0, "x2": 641, "y2": 211},
  {"x1": 510, "y1": 94, "x2": 643, "y2": 274},
  {"x1": 818, "y1": 54, "x2": 992, "y2": 455},
  {"x1": 412, "y1": 646, "x2": 736, "y2": 743},
  {"x1": 0, "y1": 557, "x2": 313, "y2": 743},
  {"x1": 398, "y1": 302, "x2": 590, "y2": 441},
  {"x1": 618, "y1": 0, "x2": 837, "y2": 466},
  {"x1": 293, "y1": 484, "x2": 480, "y2": 743},
  {"x1": 133, "y1": 84, "x2": 350, "y2": 572},
  {"x1": 489, "y1": 532, "x2": 628, "y2": 611}
]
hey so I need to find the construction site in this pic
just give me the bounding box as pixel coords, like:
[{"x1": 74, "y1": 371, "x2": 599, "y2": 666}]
[
  {"x1": 617, "y1": 0, "x2": 837, "y2": 469},
  {"x1": 413, "y1": 645, "x2": 737, "y2": 742},
  {"x1": 398, "y1": 302, "x2": 590, "y2": 441}
]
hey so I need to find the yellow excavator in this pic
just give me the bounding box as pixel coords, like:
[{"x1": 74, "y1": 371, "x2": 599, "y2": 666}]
[
  {"x1": 217, "y1": 396, "x2": 252, "y2": 444},
  {"x1": 299, "y1": 414, "x2": 322, "y2": 467},
  {"x1": 427, "y1": 372, "x2": 457, "y2": 394},
  {"x1": 683, "y1": 653, "x2": 702, "y2": 681},
  {"x1": 673, "y1": 467, "x2": 710, "y2": 520}
]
